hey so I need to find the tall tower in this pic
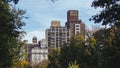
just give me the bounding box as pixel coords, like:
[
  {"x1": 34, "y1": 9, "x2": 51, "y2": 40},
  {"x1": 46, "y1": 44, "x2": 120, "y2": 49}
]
[
  {"x1": 46, "y1": 20, "x2": 68, "y2": 48},
  {"x1": 67, "y1": 10, "x2": 78, "y2": 21},
  {"x1": 66, "y1": 10, "x2": 85, "y2": 38},
  {"x1": 32, "y1": 36, "x2": 37, "y2": 43}
]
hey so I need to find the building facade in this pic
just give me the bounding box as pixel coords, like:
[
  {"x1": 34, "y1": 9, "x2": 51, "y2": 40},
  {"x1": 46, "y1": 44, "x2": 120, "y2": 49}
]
[
  {"x1": 31, "y1": 47, "x2": 48, "y2": 65},
  {"x1": 66, "y1": 10, "x2": 85, "y2": 38},
  {"x1": 27, "y1": 37, "x2": 48, "y2": 65},
  {"x1": 40, "y1": 39, "x2": 47, "y2": 48},
  {"x1": 46, "y1": 21, "x2": 69, "y2": 48}
]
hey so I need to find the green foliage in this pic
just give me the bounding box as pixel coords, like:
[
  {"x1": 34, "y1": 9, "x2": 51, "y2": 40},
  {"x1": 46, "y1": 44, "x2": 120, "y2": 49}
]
[
  {"x1": 60, "y1": 35, "x2": 97, "y2": 68},
  {"x1": 68, "y1": 61, "x2": 80, "y2": 68},
  {"x1": 0, "y1": 0, "x2": 26, "y2": 67},
  {"x1": 2, "y1": 0, "x2": 19, "y2": 4},
  {"x1": 90, "y1": 0, "x2": 120, "y2": 27},
  {"x1": 113, "y1": 31, "x2": 120, "y2": 47},
  {"x1": 39, "y1": 60, "x2": 49, "y2": 68},
  {"x1": 93, "y1": 27, "x2": 120, "y2": 68},
  {"x1": 91, "y1": 0, "x2": 120, "y2": 68},
  {"x1": 12, "y1": 59, "x2": 29, "y2": 68},
  {"x1": 47, "y1": 48, "x2": 61, "y2": 68},
  {"x1": 32, "y1": 60, "x2": 49, "y2": 68},
  {"x1": 19, "y1": 41, "x2": 28, "y2": 59}
]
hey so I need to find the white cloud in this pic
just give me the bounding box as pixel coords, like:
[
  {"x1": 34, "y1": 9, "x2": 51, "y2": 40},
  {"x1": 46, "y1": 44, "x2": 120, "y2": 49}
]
[{"x1": 23, "y1": 30, "x2": 45, "y2": 43}]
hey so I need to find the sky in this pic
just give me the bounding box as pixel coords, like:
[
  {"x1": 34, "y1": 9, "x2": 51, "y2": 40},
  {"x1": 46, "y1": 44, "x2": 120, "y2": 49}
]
[{"x1": 16, "y1": 0, "x2": 101, "y2": 43}]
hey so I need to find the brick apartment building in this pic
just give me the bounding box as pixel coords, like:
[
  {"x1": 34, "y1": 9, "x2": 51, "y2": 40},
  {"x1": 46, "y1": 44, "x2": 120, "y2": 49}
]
[{"x1": 66, "y1": 10, "x2": 85, "y2": 38}]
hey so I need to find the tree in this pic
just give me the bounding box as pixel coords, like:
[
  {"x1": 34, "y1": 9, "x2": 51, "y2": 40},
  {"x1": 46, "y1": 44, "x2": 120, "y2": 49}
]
[
  {"x1": 68, "y1": 61, "x2": 80, "y2": 68},
  {"x1": 90, "y1": 0, "x2": 120, "y2": 68},
  {"x1": 39, "y1": 60, "x2": 49, "y2": 68},
  {"x1": 47, "y1": 48, "x2": 61, "y2": 68},
  {"x1": 90, "y1": 0, "x2": 120, "y2": 27},
  {"x1": 0, "y1": 0, "x2": 26, "y2": 67},
  {"x1": 59, "y1": 36, "x2": 83, "y2": 68},
  {"x1": 2, "y1": 0, "x2": 19, "y2": 4},
  {"x1": 13, "y1": 59, "x2": 29, "y2": 68},
  {"x1": 60, "y1": 35, "x2": 97, "y2": 68},
  {"x1": 93, "y1": 28, "x2": 120, "y2": 68},
  {"x1": 31, "y1": 60, "x2": 49, "y2": 68},
  {"x1": 2, "y1": 0, "x2": 56, "y2": 3}
]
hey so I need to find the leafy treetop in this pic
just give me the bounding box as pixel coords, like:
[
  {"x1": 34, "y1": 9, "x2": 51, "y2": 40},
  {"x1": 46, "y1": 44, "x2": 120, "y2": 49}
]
[
  {"x1": 2, "y1": 0, "x2": 19, "y2": 4},
  {"x1": 90, "y1": 0, "x2": 120, "y2": 27}
]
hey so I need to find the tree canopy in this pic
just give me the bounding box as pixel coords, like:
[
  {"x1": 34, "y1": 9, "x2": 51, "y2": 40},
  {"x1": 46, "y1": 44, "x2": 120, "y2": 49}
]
[
  {"x1": 90, "y1": 0, "x2": 120, "y2": 68},
  {"x1": 2, "y1": 0, "x2": 19, "y2": 4},
  {"x1": 0, "y1": 0, "x2": 26, "y2": 67},
  {"x1": 90, "y1": 0, "x2": 120, "y2": 27}
]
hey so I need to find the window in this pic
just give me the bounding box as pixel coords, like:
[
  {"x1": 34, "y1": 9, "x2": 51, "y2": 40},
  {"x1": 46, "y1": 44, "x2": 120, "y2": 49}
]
[
  {"x1": 63, "y1": 29, "x2": 66, "y2": 31},
  {"x1": 76, "y1": 28, "x2": 80, "y2": 30},
  {"x1": 39, "y1": 55, "x2": 41, "y2": 60},
  {"x1": 76, "y1": 25, "x2": 79, "y2": 27},
  {"x1": 43, "y1": 54, "x2": 45, "y2": 57},
  {"x1": 52, "y1": 29, "x2": 55, "y2": 31},
  {"x1": 76, "y1": 31, "x2": 80, "y2": 33},
  {"x1": 34, "y1": 55, "x2": 37, "y2": 61}
]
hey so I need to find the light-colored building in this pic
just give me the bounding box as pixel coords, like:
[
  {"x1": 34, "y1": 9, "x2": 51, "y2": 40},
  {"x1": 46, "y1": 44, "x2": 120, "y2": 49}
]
[
  {"x1": 27, "y1": 37, "x2": 48, "y2": 65},
  {"x1": 40, "y1": 39, "x2": 47, "y2": 48},
  {"x1": 31, "y1": 47, "x2": 48, "y2": 65},
  {"x1": 46, "y1": 20, "x2": 69, "y2": 48}
]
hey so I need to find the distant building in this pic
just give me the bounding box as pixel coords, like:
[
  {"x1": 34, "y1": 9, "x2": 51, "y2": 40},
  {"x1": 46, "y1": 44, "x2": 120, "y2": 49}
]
[
  {"x1": 32, "y1": 36, "x2": 37, "y2": 43},
  {"x1": 51, "y1": 20, "x2": 60, "y2": 27},
  {"x1": 31, "y1": 46, "x2": 48, "y2": 65},
  {"x1": 27, "y1": 37, "x2": 48, "y2": 65},
  {"x1": 66, "y1": 10, "x2": 85, "y2": 38},
  {"x1": 46, "y1": 20, "x2": 69, "y2": 48},
  {"x1": 40, "y1": 39, "x2": 47, "y2": 48},
  {"x1": 27, "y1": 43, "x2": 39, "y2": 64}
]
